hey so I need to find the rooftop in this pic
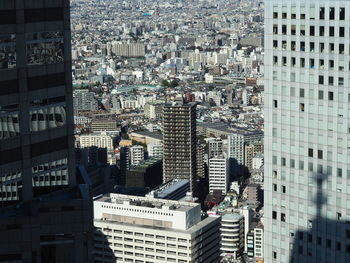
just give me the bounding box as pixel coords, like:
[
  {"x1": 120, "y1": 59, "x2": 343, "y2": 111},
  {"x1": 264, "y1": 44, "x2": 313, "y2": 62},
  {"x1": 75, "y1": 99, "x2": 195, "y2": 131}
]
[{"x1": 96, "y1": 193, "x2": 199, "y2": 212}]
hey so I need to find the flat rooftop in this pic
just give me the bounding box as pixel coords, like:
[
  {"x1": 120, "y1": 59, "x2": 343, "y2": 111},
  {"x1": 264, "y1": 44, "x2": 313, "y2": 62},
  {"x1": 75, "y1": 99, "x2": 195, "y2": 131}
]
[{"x1": 96, "y1": 193, "x2": 199, "y2": 212}]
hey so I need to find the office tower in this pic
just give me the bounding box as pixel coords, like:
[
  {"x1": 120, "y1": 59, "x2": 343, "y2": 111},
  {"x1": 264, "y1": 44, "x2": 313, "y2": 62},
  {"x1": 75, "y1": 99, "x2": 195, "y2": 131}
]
[
  {"x1": 163, "y1": 102, "x2": 197, "y2": 192},
  {"x1": 147, "y1": 142, "x2": 163, "y2": 158},
  {"x1": 207, "y1": 137, "x2": 223, "y2": 159},
  {"x1": 220, "y1": 213, "x2": 245, "y2": 260},
  {"x1": 130, "y1": 145, "x2": 145, "y2": 166},
  {"x1": 93, "y1": 194, "x2": 221, "y2": 263},
  {"x1": 209, "y1": 155, "x2": 229, "y2": 194},
  {"x1": 265, "y1": 1, "x2": 350, "y2": 262},
  {"x1": 0, "y1": 1, "x2": 93, "y2": 262}
]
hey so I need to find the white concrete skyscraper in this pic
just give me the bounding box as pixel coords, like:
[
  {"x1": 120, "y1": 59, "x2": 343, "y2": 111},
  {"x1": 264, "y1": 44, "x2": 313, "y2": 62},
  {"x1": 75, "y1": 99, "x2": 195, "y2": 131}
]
[{"x1": 265, "y1": 1, "x2": 350, "y2": 262}]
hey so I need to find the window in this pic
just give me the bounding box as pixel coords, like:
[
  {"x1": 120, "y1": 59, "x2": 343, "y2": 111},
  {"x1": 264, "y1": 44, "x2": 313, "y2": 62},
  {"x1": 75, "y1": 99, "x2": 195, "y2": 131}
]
[
  {"x1": 308, "y1": 234, "x2": 313, "y2": 243},
  {"x1": 339, "y1": 77, "x2": 344, "y2": 86},
  {"x1": 26, "y1": 31, "x2": 64, "y2": 66},
  {"x1": 328, "y1": 92, "x2": 334, "y2": 101},
  {"x1": 337, "y1": 242, "x2": 341, "y2": 251},
  {"x1": 273, "y1": 24, "x2": 278, "y2": 34},
  {"x1": 320, "y1": 7, "x2": 325, "y2": 19},
  {"x1": 272, "y1": 211, "x2": 277, "y2": 219},
  {"x1": 330, "y1": 7, "x2": 335, "y2": 20},
  {"x1": 319, "y1": 75, "x2": 324, "y2": 84},
  {"x1": 319, "y1": 90, "x2": 324, "y2": 99},
  {"x1": 282, "y1": 12, "x2": 287, "y2": 19},
  {"x1": 300, "y1": 41, "x2": 305, "y2": 51},
  {"x1": 282, "y1": 185, "x2": 286, "y2": 193},
  {"x1": 300, "y1": 89, "x2": 305, "y2": 98},
  {"x1": 291, "y1": 41, "x2": 296, "y2": 51},
  {"x1": 281, "y1": 213, "x2": 286, "y2": 222},
  {"x1": 330, "y1": 26, "x2": 335, "y2": 36},
  {"x1": 282, "y1": 157, "x2": 286, "y2": 166},
  {"x1": 291, "y1": 25, "x2": 296, "y2": 35},
  {"x1": 273, "y1": 100, "x2": 278, "y2": 108},
  {"x1": 337, "y1": 212, "x2": 342, "y2": 220},
  {"x1": 273, "y1": 251, "x2": 277, "y2": 259},
  {"x1": 299, "y1": 161, "x2": 304, "y2": 170},
  {"x1": 300, "y1": 103, "x2": 305, "y2": 112},
  {"x1": 298, "y1": 232, "x2": 304, "y2": 240},
  {"x1": 308, "y1": 162, "x2": 314, "y2": 172},
  {"x1": 339, "y1": 44, "x2": 345, "y2": 54},
  {"x1": 0, "y1": 34, "x2": 16, "y2": 70},
  {"x1": 273, "y1": 40, "x2": 278, "y2": 48},
  {"x1": 330, "y1": 43, "x2": 334, "y2": 53},
  {"x1": 273, "y1": 56, "x2": 278, "y2": 65},
  {"x1": 318, "y1": 150, "x2": 323, "y2": 159},
  {"x1": 338, "y1": 168, "x2": 342, "y2": 178},
  {"x1": 340, "y1": 8, "x2": 345, "y2": 20},
  {"x1": 320, "y1": 42, "x2": 325, "y2": 52},
  {"x1": 282, "y1": 56, "x2": 287, "y2": 66},
  {"x1": 273, "y1": 156, "x2": 277, "y2": 164},
  {"x1": 310, "y1": 26, "x2": 315, "y2": 36},
  {"x1": 282, "y1": 25, "x2": 287, "y2": 35},
  {"x1": 327, "y1": 239, "x2": 331, "y2": 248},
  {"x1": 340, "y1": 27, "x2": 345, "y2": 37},
  {"x1": 273, "y1": 184, "x2": 277, "y2": 191},
  {"x1": 291, "y1": 159, "x2": 295, "y2": 168},
  {"x1": 273, "y1": 12, "x2": 278, "y2": 18},
  {"x1": 310, "y1": 58, "x2": 315, "y2": 68},
  {"x1": 317, "y1": 237, "x2": 322, "y2": 245},
  {"x1": 320, "y1": 26, "x2": 325, "y2": 36},
  {"x1": 300, "y1": 58, "x2": 305, "y2": 67}
]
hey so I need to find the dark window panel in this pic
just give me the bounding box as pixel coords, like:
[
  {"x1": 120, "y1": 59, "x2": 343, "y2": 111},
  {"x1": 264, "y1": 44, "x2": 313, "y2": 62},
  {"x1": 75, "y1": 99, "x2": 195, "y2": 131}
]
[
  {"x1": 31, "y1": 136, "x2": 68, "y2": 157},
  {"x1": 0, "y1": 10, "x2": 16, "y2": 24},
  {"x1": 0, "y1": 80, "x2": 18, "y2": 95},
  {"x1": 24, "y1": 8, "x2": 64, "y2": 23},
  {"x1": 27, "y1": 73, "x2": 66, "y2": 91}
]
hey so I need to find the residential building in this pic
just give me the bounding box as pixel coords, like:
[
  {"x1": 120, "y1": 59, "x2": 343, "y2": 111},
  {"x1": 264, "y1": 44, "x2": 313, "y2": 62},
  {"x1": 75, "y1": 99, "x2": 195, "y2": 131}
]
[
  {"x1": 209, "y1": 155, "x2": 229, "y2": 195},
  {"x1": 73, "y1": 89, "x2": 98, "y2": 111},
  {"x1": 244, "y1": 143, "x2": 264, "y2": 171},
  {"x1": 163, "y1": 102, "x2": 197, "y2": 193},
  {"x1": 0, "y1": 1, "x2": 93, "y2": 262},
  {"x1": 79, "y1": 132, "x2": 114, "y2": 151},
  {"x1": 147, "y1": 142, "x2": 163, "y2": 158},
  {"x1": 93, "y1": 194, "x2": 221, "y2": 263},
  {"x1": 130, "y1": 145, "x2": 144, "y2": 166},
  {"x1": 207, "y1": 138, "x2": 223, "y2": 159}
]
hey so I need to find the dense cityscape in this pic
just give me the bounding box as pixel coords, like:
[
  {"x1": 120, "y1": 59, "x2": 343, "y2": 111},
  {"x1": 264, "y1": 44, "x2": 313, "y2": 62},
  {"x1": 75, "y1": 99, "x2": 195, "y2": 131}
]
[{"x1": 0, "y1": 0, "x2": 349, "y2": 263}]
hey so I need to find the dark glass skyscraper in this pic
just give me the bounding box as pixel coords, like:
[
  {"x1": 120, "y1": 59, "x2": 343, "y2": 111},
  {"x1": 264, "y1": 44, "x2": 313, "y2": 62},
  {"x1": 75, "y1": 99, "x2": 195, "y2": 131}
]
[{"x1": 0, "y1": 1, "x2": 93, "y2": 262}]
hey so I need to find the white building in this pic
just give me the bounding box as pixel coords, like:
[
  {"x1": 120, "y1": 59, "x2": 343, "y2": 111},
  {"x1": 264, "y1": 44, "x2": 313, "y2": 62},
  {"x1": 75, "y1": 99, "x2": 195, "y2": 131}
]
[
  {"x1": 264, "y1": 1, "x2": 350, "y2": 262},
  {"x1": 209, "y1": 155, "x2": 229, "y2": 194},
  {"x1": 147, "y1": 142, "x2": 163, "y2": 158},
  {"x1": 79, "y1": 132, "x2": 114, "y2": 151},
  {"x1": 220, "y1": 213, "x2": 245, "y2": 260},
  {"x1": 130, "y1": 145, "x2": 144, "y2": 166},
  {"x1": 252, "y1": 153, "x2": 264, "y2": 170},
  {"x1": 227, "y1": 131, "x2": 263, "y2": 165},
  {"x1": 93, "y1": 194, "x2": 221, "y2": 263}
]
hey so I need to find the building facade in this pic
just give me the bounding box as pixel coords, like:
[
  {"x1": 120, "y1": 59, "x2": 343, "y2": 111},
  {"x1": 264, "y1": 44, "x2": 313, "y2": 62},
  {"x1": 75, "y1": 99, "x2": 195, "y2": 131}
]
[
  {"x1": 265, "y1": 1, "x2": 350, "y2": 262},
  {"x1": 130, "y1": 145, "x2": 145, "y2": 166},
  {"x1": 163, "y1": 102, "x2": 197, "y2": 192},
  {"x1": 209, "y1": 155, "x2": 229, "y2": 195},
  {"x1": 79, "y1": 132, "x2": 114, "y2": 151},
  {"x1": 0, "y1": 1, "x2": 93, "y2": 262},
  {"x1": 93, "y1": 194, "x2": 221, "y2": 263}
]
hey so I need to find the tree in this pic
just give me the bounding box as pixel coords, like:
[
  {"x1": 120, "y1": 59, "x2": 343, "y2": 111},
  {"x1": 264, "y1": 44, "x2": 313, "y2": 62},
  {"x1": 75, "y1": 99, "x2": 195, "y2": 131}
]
[
  {"x1": 161, "y1": 79, "x2": 170, "y2": 87},
  {"x1": 170, "y1": 79, "x2": 179, "y2": 88}
]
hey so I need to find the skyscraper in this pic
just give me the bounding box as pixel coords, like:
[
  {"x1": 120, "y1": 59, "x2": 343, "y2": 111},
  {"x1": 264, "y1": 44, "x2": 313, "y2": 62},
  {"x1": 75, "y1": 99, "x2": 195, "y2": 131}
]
[
  {"x1": 0, "y1": 2, "x2": 92, "y2": 262},
  {"x1": 265, "y1": 1, "x2": 350, "y2": 262},
  {"x1": 163, "y1": 101, "x2": 197, "y2": 192}
]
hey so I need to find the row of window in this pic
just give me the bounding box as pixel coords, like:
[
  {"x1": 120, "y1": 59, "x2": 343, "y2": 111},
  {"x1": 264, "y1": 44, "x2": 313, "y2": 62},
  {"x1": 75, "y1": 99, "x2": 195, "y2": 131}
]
[
  {"x1": 272, "y1": 157, "x2": 347, "y2": 178},
  {"x1": 273, "y1": 25, "x2": 349, "y2": 38},
  {"x1": 273, "y1": 56, "x2": 350, "y2": 73},
  {"x1": 100, "y1": 205, "x2": 175, "y2": 217},
  {"x1": 272, "y1": 7, "x2": 346, "y2": 20},
  {"x1": 0, "y1": 8, "x2": 64, "y2": 25}
]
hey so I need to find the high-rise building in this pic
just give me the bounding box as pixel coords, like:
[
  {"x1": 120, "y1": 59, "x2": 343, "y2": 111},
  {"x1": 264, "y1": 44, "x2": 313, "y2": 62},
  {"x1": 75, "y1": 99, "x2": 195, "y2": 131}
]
[
  {"x1": 93, "y1": 194, "x2": 221, "y2": 263},
  {"x1": 0, "y1": 1, "x2": 93, "y2": 262},
  {"x1": 147, "y1": 142, "x2": 163, "y2": 158},
  {"x1": 244, "y1": 143, "x2": 264, "y2": 172},
  {"x1": 163, "y1": 102, "x2": 197, "y2": 192},
  {"x1": 265, "y1": 1, "x2": 350, "y2": 262},
  {"x1": 209, "y1": 155, "x2": 229, "y2": 194}
]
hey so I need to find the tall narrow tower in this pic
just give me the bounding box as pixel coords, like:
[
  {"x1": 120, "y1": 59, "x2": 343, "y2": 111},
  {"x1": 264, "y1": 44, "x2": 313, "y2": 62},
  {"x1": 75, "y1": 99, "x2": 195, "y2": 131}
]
[
  {"x1": 265, "y1": 1, "x2": 350, "y2": 262},
  {"x1": 163, "y1": 101, "x2": 197, "y2": 192},
  {"x1": 0, "y1": 1, "x2": 92, "y2": 262}
]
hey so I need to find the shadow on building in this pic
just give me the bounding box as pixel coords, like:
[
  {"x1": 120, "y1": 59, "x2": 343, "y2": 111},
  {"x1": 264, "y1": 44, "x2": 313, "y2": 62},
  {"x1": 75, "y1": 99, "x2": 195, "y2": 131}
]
[
  {"x1": 92, "y1": 227, "x2": 116, "y2": 263},
  {"x1": 289, "y1": 173, "x2": 350, "y2": 263}
]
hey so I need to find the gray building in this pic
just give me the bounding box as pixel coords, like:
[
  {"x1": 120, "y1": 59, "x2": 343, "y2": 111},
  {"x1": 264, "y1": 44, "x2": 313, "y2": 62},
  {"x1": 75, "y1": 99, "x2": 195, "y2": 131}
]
[
  {"x1": 0, "y1": 1, "x2": 93, "y2": 262},
  {"x1": 73, "y1": 89, "x2": 98, "y2": 111},
  {"x1": 265, "y1": 1, "x2": 350, "y2": 262}
]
